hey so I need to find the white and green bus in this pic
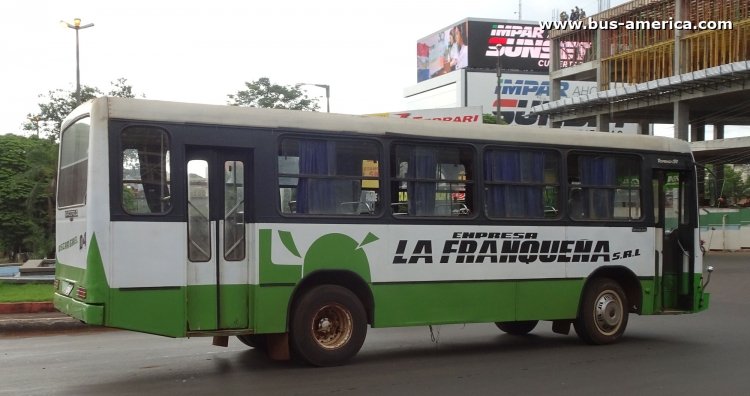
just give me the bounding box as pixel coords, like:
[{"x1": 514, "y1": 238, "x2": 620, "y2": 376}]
[{"x1": 55, "y1": 97, "x2": 710, "y2": 366}]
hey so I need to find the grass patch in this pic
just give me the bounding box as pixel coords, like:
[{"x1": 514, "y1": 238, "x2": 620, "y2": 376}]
[{"x1": 0, "y1": 282, "x2": 54, "y2": 303}]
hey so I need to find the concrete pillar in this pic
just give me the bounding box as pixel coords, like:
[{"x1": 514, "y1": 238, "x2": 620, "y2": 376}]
[
  {"x1": 674, "y1": 0, "x2": 686, "y2": 74},
  {"x1": 638, "y1": 121, "x2": 651, "y2": 135},
  {"x1": 691, "y1": 122, "x2": 705, "y2": 142},
  {"x1": 548, "y1": 37, "x2": 562, "y2": 129},
  {"x1": 595, "y1": 29, "x2": 606, "y2": 90},
  {"x1": 550, "y1": 78, "x2": 563, "y2": 128},
  {"x1": 550, "y1": 38, "x2": 560, "y2": 74},
  {"x1": 714, "y1": 124, "x2": 724, "y2": 140},
  {"x1": 674, "y1": 101, "x2": 689, "y2": 141},
  {"x1": 551, "y1": 79, "x2": 561, "y2": 102},
  {"x1": 596, "y1": 113, "x2": 610, "y2": 132}
]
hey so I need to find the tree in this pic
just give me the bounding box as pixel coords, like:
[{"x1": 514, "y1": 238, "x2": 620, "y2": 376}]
[
  {"x1": 108, "y1": 77, "x2": 140, "y2": 99},
  {"x1": 24, "y1": 86, "x2": 101, "y2": 140},
  {"x1": 720, "y1": 165, "x2": 749, "y2": 204},
  {"x1": 0, "y1": 134, "x2": 57, "y2": 259},
  {"x1": 7, "y1": 78, "x2": 143, "y2": 259},
  {"x1": 227, "y1": 77, "x2": 320, "y2": 111},
  {"x1": 21, "y1": 138, "x2": 58, "y2": 258},
  {"x1": 24, "y1": 78, "x2": 141, "y2": 141},
  {"x1": 482, "y1": 113, "x2": 508, "y2": 124}
]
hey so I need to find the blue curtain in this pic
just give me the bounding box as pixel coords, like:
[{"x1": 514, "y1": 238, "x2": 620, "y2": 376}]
[
  {"x1": 485, "y1": 150, "x2": 545, "y2": 218},
  {"x1": 297, "y1": 140, "x2": 335, "y2": 214},
  {"x1": 579, "y1": 156, "x2": 615, "y2": 219},
  {"x1": 408, "y1": 147, "x2": 437, "y2": 216},
  {"x1": 522, "y1": 151, "x2": 545, "y2": 218},
  {"x1": 485, "y1": 151, "x2": 506, "y2": 217}
]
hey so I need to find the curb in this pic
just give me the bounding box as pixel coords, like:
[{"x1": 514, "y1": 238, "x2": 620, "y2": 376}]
[
  {"x1": 0, "y1": 302, "x2": 88, "y2": 333},
  {"x1": 0, "y1": 314, "x2": 88, "y2": 333},
  {"x1": 0, "y1": 302, "x2": 56, "y2": 314}
]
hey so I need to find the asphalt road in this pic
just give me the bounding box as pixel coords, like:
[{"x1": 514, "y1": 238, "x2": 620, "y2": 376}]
[{"x1": 2, "y1": 253, "x2": 749, "y2": 396}]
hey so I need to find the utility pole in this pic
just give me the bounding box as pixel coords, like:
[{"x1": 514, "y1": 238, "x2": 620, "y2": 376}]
[{"x1": 496, "y1": 45, "x2": 502, "y2": 124}]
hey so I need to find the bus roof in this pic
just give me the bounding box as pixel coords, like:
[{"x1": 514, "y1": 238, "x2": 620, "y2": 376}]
[{"x1": 69, "y1": 97, "x2": 692, "y2": 154}]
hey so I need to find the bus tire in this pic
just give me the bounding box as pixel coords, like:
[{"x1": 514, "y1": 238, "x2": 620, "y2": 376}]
[
  {"x1": 495, "y1": 320, "x2": 538, "y2": 335},
  {"x1": 574, "y1": 278, "x2": 629, "y2": 345},
  {"x1": 236, "y1": 334, "x2": 267, "y2": 350},
  {"x1": 290, "y1": 285, "x2": 367, "y2": 366}
]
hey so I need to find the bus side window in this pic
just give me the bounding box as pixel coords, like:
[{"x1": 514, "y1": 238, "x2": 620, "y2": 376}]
[
  {"x1": 121, "y1": 126, "x2": 171, "y2": 215},
  {"x1": 187, "y1": 159, "x2": 210, "y2": 262},
  {"x1": 484, "y1": 148, "x2": 560, "y2": 219},
  {"x1": 391, "y1": 143, "x2": 474, "y2": 217},
  {"x1": 278, "y1": 138, "x2": 381, "y2": 216},
  {"x1": 567, "y1": 153, "x2": 641, "y2": 221}
]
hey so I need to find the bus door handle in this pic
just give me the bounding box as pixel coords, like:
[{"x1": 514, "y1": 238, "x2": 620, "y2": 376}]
[{"x1": 632, "y1": 227, "x2": 647, "y2": 232}]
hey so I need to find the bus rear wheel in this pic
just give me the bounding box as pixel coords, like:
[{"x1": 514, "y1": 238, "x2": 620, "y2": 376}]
[
  {"x1": 495, "y1": 320, "x2": 538, "y2": 335},
  {"x1": 290, "y1": 285, "x2": 367, "y2": 367},
  {"x1": 574, "y1": 278, "x2": 628, "y2": 345}
]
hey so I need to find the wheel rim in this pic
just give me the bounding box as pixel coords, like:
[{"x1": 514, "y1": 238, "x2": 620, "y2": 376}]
[
  {"x1": 593, "y1": 290, "x2": 623, "y2": 336},
  {"x1": 311, "y1": 303, "x2": 353, "y2": 350}
]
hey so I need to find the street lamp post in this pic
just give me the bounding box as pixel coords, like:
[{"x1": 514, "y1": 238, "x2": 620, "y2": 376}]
[
  {"x1": 302, "y1": 83, "x2": 330, "y2": 113},
  {"x1": 61, "y1": 18, "x2": 94, "y2": 102}
]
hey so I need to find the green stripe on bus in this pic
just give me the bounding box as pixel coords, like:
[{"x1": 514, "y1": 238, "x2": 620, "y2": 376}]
[
  {"x1": 108, "y1": 286, "x2": 186, "y2": 337},
  {"x1": 372, "y1": 279, "x2": 584, "y2": 327},
  {"x1": 83, "y1": 234, "x2": 109, "y2": 304}
]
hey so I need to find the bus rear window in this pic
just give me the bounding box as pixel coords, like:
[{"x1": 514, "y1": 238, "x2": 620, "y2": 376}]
[{"x1": 58, "y1": 118, "x2": 90, "y2": 208}]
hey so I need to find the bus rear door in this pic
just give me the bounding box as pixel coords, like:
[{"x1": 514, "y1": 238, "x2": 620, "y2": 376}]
[
  {"x1": 654, "y1": 168, "x2": 697, "y2": 312},
  {"x1": 186, "y1": 148, "x2": 251, "y2": 331}
]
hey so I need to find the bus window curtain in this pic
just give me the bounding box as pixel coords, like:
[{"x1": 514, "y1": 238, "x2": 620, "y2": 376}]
[
  {"x1": 579, "y1": 156, "x2": 615, "y2": 219},
  {"x1": 408, "y1": 147, "x2": 437, "y2": 216},
  {"x1": 297, "y1": 140, "x2": 336, "y2": 214},
  {"x1": 522, "y1": 151, "x2": 545, "y2": 218},
  {"x1": 485, "y1": 151, "x2": 544, "y2": 218},
  {"x1": 136, "y1": 138, "x2": 170, "y2": 214}
]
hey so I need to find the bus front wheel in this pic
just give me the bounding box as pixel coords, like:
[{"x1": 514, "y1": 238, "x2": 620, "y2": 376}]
[
  {"x1": 574, "y1": 278, "x2": 629, "y2": 345},
  {"x1": 290, "y1": 285, "x2": 367, "y2": 366},
  {"x1": 495, "y1": 320, "x2": 538, "y2": 335}
]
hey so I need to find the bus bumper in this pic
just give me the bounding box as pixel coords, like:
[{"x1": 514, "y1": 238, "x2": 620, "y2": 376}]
[{"x1": 54, "y1": 293, "x2": 104, "y2": 325}]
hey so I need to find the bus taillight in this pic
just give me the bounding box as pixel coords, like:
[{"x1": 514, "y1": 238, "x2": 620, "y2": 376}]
[{"x1": 76, "y1": 286, "x2": 87, "y2": 300}]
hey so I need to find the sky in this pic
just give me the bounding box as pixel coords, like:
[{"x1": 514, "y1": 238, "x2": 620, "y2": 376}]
[
  {"x1": 4, "y1": 0, "x2": 745, "y2": 139},
  {"x1": 0, "y1": 0, "x2": 629, "y2": 135}
]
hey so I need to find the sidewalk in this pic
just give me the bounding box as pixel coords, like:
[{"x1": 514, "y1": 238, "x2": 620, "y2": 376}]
[
  {"x1": 1, "y1": 266, "x2": 85, "y2": 333},
  {"x1": 0, "y1": 302, "x2": 87, "y2": 333}
]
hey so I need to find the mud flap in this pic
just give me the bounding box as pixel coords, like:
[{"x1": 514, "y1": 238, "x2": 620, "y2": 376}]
[
  {"x1": 552, "y1": 320, "x2": 571, "y2": 335},
  {"x1": 266, "y1": 332, "x2": 290, "y2": 360}
]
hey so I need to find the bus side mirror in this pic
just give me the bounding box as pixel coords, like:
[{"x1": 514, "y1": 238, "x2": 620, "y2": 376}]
[{"x1": 702, "y1": 266, "x2": 714, "y2": 290}]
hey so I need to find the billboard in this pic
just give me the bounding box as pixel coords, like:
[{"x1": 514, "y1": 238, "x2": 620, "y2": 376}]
[
  {"x1": 470, "y1": 21, "x2": 593, "y2": 71},
  {"x1": 468, "y1": 21, "x2": 551, "y2": 72},
  {"x1": 417, "y1": 19, "x2": 592, "y2": 82},
  {"x1": 417, "y1": 21, "x2": 469, "y2": 82},
  {"x1": 466, "y1": 72, "x2": 635, "y2": 133}
]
